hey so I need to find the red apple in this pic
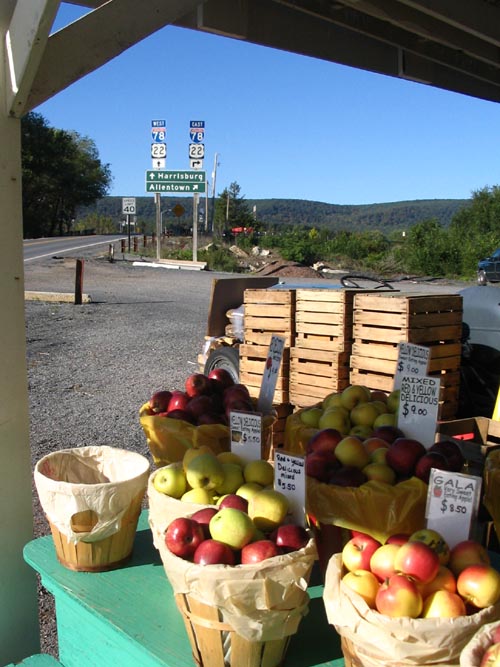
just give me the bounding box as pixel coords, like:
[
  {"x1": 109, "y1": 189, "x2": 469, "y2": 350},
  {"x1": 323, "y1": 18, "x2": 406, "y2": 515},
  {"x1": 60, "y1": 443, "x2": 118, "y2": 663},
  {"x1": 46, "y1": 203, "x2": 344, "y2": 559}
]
[
  {"x1": 371, "y1": 425, "x2": 404, "y2": 445},
  {"x1": 394, "y1": 540, "x2": 440, "y2": 584},
  {"x1": 208, "y1": 368, "x2": 235, "y2": 390},
  {"x1": 165, "y1": 517, "x2": 205, "y2": 559},
  {"x1": 168, "y1": 390, "x2": 190, "y2": 412},
  {"x1": 418, "y1": 565, "x2": 456, "y2": 599},
  {"x1": 307, "y1": 428, "x2": 343, "y2": 456},
  {"x1": 385, "y1": 437, "x2": 426, "y2": 476},
  {"x1": 186, "y1": 394, "x2": 216, "y2": 420},
  {"x1": 197, "y1": 412, "x2": 226, "y2": 426},
  {"x1": 429, "y1": 440, "x2": 465, "y2": 473},
  {"x1": 328, "y1": 466, "x2": 367, "y2": 487},
  {"x1": 185, "y1": 373, "x2": 211, "y2": 398},
  {"x1": 385, "y1": 533, "x2": 410, "y2": 546},
  {"x1": 241, "y1": 539, "x2": 281, "y2": 564},
  {"x1": 375, "y1": 573, "x2": 423, "y2": 618},
  {"x1": 223, "y1": 384, "x2": 251, "y2": 407},
  {"x1": 306, "y1": 451, "x2": 338, "y2": 482},
  {"x1": 362, "y1": 437, "x2": 390, "y2": 455},
  {"x1": 193, "y1": 539, "x2": 236, "y2": 565},
  {"x1": 414, "y1": 451, "x2": 450, "y2": 483},
  {"x1": 342, "y1": 533, "x2": 382, "y2": 572},
  {"x1": 421, "y1": 589, "x2": 466, "y2": 618},
  {"x1": 270, "y1": 524, "x2": 309, "y2": 552},
  {"x1": 166, "y1": 408, "x2": 196, "y2": 424},
  {"x1": 218, "y1": 494, "x2": 249, "y2": 512},
  {"x1": 149, "y1": 390, "x2": 173, "y2": 413},
  {"x1": 457, "y1": 564, "x2": 500, "y2": 608},
  {"x1": 369, "y1": 543, "x2": 401, "y2": 582},
  {"x1": 448, "y1": 540, "x2": 490, "y2": 577},
  {"x1": 190, "y1": 507, "x2": 219, "y2": 538},
  {"x1": 225, "y1": 399, "x2": 255, "y2": 418}
]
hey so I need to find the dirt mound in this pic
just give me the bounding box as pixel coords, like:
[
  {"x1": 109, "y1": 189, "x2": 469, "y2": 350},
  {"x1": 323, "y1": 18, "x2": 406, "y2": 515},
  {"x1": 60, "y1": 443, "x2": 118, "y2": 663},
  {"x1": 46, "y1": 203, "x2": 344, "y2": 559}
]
[{"x1": 251, "y1": 260, "x2": 324, "y2": 279}]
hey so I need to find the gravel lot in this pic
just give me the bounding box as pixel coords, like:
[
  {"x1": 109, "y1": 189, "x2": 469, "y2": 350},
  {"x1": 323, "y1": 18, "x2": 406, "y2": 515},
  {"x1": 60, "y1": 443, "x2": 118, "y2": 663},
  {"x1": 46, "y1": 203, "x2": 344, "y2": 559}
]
[{"x1": 23, "y1": 254, "x2": 473, "y2": 656}]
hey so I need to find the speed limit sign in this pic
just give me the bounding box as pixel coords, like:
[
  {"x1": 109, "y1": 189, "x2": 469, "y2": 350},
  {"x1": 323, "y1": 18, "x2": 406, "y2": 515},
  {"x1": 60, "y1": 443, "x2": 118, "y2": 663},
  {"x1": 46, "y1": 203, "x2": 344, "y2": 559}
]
[
  {"x1": 189, "y1": 143, "x2": 205, "y2": 159},
  {"x1": 122, "y1": 197, "x2": 136, "y2": 215}
]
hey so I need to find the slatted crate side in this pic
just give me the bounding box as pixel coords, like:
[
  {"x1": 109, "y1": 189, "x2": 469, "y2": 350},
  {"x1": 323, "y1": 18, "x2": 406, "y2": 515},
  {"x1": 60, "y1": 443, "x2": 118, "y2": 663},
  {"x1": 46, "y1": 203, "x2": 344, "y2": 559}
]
[
  {"x1": 290, "y1": 346, "x2": 350, "y2": 364},
  {"x1": 245, "y1": 381, "x2": 289, "y2": 404},
  {"x1": 353, "y1": 309, "x2": 463, "y2": 328},
  {"x1": 350, "y1": 351, "x2": 461, "y2": 376},
  {"x1": 290, "y1": 369, "x2": 350, "y2": 390},
  {"x1": 352, "y1": 323, "x2": 463, "y2": 345},
  {"x1": 239, "y1": 344, "x2": 290, "y2": 379},
  {"x1": 294, "y1": 333, "x2": 352, "y2": 352},
  {"x1": 352, "y1": 341, "x2": 462, "y2": 362},
  {"x1": 290, "y1": 379, "x2": 349, "y2": 408},
  {"x1": 353, "y1": 292, "x2": 463, "y2": 315},
  {"x1": 296, "y1": 288, "x2": 357, "y2": 304},
  {"x1": 244, "y1": 329, "x2": 295, "y2": 347},
  {"x1": 243, "y1": 288, "x2": 295, "y2": 305},
  {"x1": 244, "y1": 303, "x2": 294, "y2": 318},
  {"x1": 295, "y1": 319, "x2": 351, "y2": 339},
  {"x1": 244, "y1": 315, "x2": 294, "y2": 332},
  {"x1": 295, "y1": 310, "x2": 352, "y2": 326}
]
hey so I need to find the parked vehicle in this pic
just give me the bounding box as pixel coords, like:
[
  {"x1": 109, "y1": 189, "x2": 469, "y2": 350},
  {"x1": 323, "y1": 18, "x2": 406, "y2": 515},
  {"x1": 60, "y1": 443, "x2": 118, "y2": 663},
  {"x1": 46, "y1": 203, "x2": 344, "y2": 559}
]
[{"x1": 478, "y1": 248, "x2": 500, "y2": 285}]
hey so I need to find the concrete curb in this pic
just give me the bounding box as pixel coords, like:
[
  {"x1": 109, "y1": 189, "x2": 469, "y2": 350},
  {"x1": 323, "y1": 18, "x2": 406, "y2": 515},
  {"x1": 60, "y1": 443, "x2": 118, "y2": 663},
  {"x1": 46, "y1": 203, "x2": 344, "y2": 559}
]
[{"x1": 24, "y1": 291, "x2": 92, "y2": 303}]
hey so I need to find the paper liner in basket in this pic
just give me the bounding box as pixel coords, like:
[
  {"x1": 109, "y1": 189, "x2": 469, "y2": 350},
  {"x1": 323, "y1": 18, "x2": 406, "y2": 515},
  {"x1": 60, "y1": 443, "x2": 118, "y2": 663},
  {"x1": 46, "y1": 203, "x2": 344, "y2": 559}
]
[
  {"x1": 323, "y1": 553, "x2": 500, "y2": 667},
  {"x1": 34, "y1": 446, "x2": 149, "y2": 543},
  {"x1": 459, "y1": 620, "x2": 500, "y2": 666},
  {"x1": 149, "y1": 513, "x2": 317, "y2": 643}
]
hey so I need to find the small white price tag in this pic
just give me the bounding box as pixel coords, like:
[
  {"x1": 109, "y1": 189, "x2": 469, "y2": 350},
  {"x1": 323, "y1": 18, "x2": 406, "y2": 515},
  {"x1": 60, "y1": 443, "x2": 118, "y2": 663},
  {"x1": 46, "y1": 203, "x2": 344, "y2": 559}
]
[
  {"x1": 257, "y1": 335, "x2": 285, "y2": 414},
  {"x1": 397, "y1": 374, "x2": 440, "y2": 446},
  {"x1": 229, "y1": 410, "x2": 262, "y2": 463},
  {"x1": 274, "y1": 451, "x2": 306, "y2": 527},
  {"x1": 394, "y1": 343, "x2": 430, "y2": 390},
  {"x1": 426, "y1": 469, "x2": 482, "y2": 548}
]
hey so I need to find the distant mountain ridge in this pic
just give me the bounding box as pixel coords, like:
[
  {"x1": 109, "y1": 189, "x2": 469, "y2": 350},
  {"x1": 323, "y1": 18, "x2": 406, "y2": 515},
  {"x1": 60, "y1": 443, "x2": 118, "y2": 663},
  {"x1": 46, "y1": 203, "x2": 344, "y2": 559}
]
[{"x1": 78, "y1": 196, "x2": 470, "y2": 232}]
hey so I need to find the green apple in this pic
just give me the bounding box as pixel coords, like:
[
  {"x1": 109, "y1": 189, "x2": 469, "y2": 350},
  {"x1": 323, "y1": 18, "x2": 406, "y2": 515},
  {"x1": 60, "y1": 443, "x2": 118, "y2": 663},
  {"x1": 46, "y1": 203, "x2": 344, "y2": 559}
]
[
  {"x1": 181, "y1": 487, "x2": 215, "y2": 504},
  {"x1": 183, "y1": 445, "x2": 215, "y2": 472},
  {"x1": 350, "y1": 424, "x2": 373, "y2": 439},
  {"x1": 217, "y1": 451, "x2": 245, "y2": 468},
  {"x1": 214, "y1": 462, "x2": 245, "y2": 495},
  {"x1": 153, "y1": 464, "x2": 187, "y2": 498},
  {"x1": 340, "y1": 385, "x2": 371, "y2": 410},
  {"x1": 243, "y1": 460, "x2": 274, "y2": 487},
  {"x1": 386, "y1": 389, "x2": 401, "y2": 414},
  {"x1": 373, "y1": 412, "x2": 396, "y2": 429},
  {"x1": 350, "y1": 402, "x2": 380, "y2": 427},
  {"x1": 299, "y1": 406, "x2": 323, "y2": 427},
  {"x1": 362, "y1": 462, "x2": 396, "y2": 484},
  {"x1": 335, "y1": 435, "x2": 371, "y2": 469},
  {"x1": 318, "y1": 407, "x2": 351, "y2": 434},
  {"x1": 209, "y1": 508, "x2": 256, "y2": 549},
  {"x1": 322, "y1": 392, "x2": 343, "y2": 410},
  {"x1": 236, "y1": 482, "x2": 264, "y2": 502},
  {"x1": 248, "y1": 489, "x2": 289, "y2": 532},
  {"x1": 371, "y1": 400, "x2": 388, "y2": 415},
  {"x1": 185, "y1": 453, "x2": 225, "y2": 491}
]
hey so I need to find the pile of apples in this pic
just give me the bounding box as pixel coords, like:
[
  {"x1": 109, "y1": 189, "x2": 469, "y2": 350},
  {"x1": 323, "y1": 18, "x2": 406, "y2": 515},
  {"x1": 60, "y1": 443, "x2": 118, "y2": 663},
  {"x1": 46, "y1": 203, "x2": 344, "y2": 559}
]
[
  {"x1": 164, "y1": 495, "x2": 309, "y2": 566},
  {"x1": 142, "y1": 369, "x2": 255, "y2": 426},
  {"x1": 153, "y1": 445, "x2": 278, "y2": 507},
  {"x1": 304, "y1": 385, "x2": 464, "y2": 487},
  {"x1": 340, "y1": 528, "x2": 500, "y2": 619}
]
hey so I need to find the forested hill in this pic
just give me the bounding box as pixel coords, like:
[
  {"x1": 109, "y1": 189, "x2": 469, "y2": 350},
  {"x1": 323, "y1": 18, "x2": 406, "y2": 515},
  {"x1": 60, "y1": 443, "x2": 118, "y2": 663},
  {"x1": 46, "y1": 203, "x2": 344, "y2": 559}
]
[{"x1": 79, "y1": 196, "x2": 469, "y2": 232}]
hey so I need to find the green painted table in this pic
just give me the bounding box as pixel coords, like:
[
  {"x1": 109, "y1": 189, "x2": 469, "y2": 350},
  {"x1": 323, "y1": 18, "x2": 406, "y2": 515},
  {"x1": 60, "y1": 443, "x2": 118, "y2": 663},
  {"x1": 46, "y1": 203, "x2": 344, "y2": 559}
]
[{"x1": 24, "y1": 511, "x2": 345, "y2": 667}]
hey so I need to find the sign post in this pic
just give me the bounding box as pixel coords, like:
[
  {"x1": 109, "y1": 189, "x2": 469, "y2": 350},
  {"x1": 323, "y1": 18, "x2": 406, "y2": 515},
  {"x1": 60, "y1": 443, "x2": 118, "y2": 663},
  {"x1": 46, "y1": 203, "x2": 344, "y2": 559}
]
[
  {"x1": 151, "y1": 120, "x2": 166, "y2": 261},
  {"x1": 190, "y1": 121, "x2": 205, "y2": 263},
  {"x1": 122, "y1": 197, "x2": 136, "y2": 252}
]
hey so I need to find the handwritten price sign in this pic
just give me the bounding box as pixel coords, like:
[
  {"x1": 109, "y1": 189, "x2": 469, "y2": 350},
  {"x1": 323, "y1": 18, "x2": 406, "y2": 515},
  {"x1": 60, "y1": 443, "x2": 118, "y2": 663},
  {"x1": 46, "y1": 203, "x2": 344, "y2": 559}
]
[
  {"x1": 229, "y1": 411, "x2": 263, "y2": 463},
  {"x1": 394, "y1": 343, "x2": 430, "y2": 390},
  {"x1": 274, "y1": 451, "x2": 306, "y2": 526},
  {"x1": 257, "y1": 335, "x2": 285, "y2": 414},
  {"x1": 397, "y1": 374, "x2": 440, "y2": 446}
]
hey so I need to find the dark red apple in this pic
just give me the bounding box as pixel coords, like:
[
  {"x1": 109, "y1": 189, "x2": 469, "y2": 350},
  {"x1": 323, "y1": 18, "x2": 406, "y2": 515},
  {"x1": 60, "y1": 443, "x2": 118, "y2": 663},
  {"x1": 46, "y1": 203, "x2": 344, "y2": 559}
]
[
  {"x1": 307, "y1": 428, "x2": 343, "y2": 456},
  {"x1": 166, "y1": 408, "x2": 196, "y2": 424},
  {"x1": 385, "y1": 533, "x2": 410, "y2": 546},
  {"x1": 148, "y1": 390, "x2": 172, "y2": 413},
  {"x1": 223, "y1": 384, "x2": 251, "y2": 407},
  {"x1": 371, "y1": 425, "x2": 404, "y2": 445},
  {"x1": 218, "y1": 494, "x2": 248, "y2": 512},
  {"x1": 241, "y1": 539, "x2": 281, "y2": 564},
  {"x1": 270, "y1": 524, "x2": 309, "y2": 552},
  {"x1": 225, "y1": 399, "x2": 254, "y2": 418},
  {"x1": 193, "y1": 539, "x2": 235, "y2": 565},
  {"x1": 328, "y1": 466, "x2": 367, "y2": 487},
  {"x1": 429, "y1": 440, "x2": 464, "y2": 473},
  {"x1": 414, "y1": 451, "x2": 450, "y2": 483},
  {"x1": 168, "y1": 390, "x2": 190, "y2": 412},
  {"x1": 197, "y1": 412, "x2": 226, "y2": 426},
  {"x1": 190, "y1": 507, "x2": 219, "y2": 538},
  {"x1": 185, "y1": 373, "x2": 211, "y2": 398},
  {"x1": 165, "y1": 518, "x2": 205, "y2": 559},
  {"x1": 306, "y1": 451, "x2": 338, "y2": 482},
  {"x1": 385, "y1": 437, "x2": 426, "y2": 476},
  {"x1": 208, "y1": 368, "x2": 235, "y2": 390},
  {"x1": 187, "y1": 394, "x2": 215, "y2": 419}
]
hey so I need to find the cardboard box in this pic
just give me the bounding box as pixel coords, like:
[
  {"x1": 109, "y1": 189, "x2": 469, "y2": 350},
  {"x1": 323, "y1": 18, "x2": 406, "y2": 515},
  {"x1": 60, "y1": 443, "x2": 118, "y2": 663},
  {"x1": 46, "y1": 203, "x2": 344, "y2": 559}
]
[{"x1": 437, "y1": 417, "x2": 500, "y2": 469}]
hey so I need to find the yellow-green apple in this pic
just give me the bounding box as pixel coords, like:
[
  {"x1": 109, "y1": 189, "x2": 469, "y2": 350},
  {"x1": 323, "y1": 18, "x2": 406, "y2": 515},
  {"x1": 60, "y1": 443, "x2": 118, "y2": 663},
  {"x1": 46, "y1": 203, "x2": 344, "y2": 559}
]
[
  {"x1": 306, "y1": 451, "x2": 338, "y2": 482},
  {"x1": 322, "y1": 392, "x2": 344, "y2": 410},
  {"x1": 342, "y1": 533, "x2": 382, "y2": 572},
  {"x1": 421, "y1": 589, "x2": 466, "y2": 618},
  {"x1": 241, "y1": 539, "x2": 281, "y2": 564},
  {"x1": 217, "y1": 493, "x2": 249, "y2": 512},
  {"x1": 340, "y1": 385, "x2": 371, "y2": 410},
  {"x1": 386, "y1": 389, "x2": 401, "y2": 414},
  {"x1": 350, "y1": 402, "x2": 380, "y2": 428},
  {"x1": 236, "y1": 482, "x2": 264, "y2": 502},
  {"x1": 369, "y1": 543, "x2": 401, "y2": 581},
  {"x1": 448, "y1": 540, "x2": 490, "y2": 576},
  {"x1": 153, "y1": 465, "x2": 187, "y2": 498},
  {"x1": 394, "y1": 540, "x2": 440, "y2": 584},
  {"x1": 342, "y1": 569, "x2": 380, "y2": 609},
  {"x1": 371, "y1": 424, "x2": 404, "y2": 445},
  {"x1": 385, "y1": 533, "x2": 410, "y2": 546},
  {"x1": 149, "y1": 390, "x2": 173, "y2": 413},
  {"x1": 328, "y1": 465, "x2": 367, "y2": 487},
  {"x1": 418, "y1": 565, "x2": 456, "y2": 598},
  {"x1": 349, "y1": 425, "x2": 374, "y2": 439},
  {"x1": 363, "y1": 437, "x2": 390, "y2": 456},
  {"x1": 335, "y1": 436, "x2": 371, "y2": 469},
  {"x1": 270, "y1": 524, "x2": 309, "y2": 553},
  {"x1": 181, "y1": 487, "x2": 215, "y2": 505},
  {"x1": 215, "y1": 463, "x2": 245, "y2": 495},
  {"x1": 243, "y1": 459, "x2": 274, "y2": 487},
  {"x1": 318, "y1": 407, "x2": 351, "y2": 435},
  {"x1": 165, "y1": 517, "x2": 205, "y2": 559},
  {"x1": 429, "y1": 440, "x2": 465, "y2": 473},
  {"x1": 409, "y1": 529, "x2": 450, "y2": 566},
  {"x1": 299, "y1": 406, "x2": 323, "y2": 427},
  {"x1": 193, "y1": 538, "x2": 236, "y2": 565},
  {"x1": 217, "y1": 451, "x2": 245, "y2": 467},
  {"x1": 182, "y1": 445, "x2": 215, "y2": 472},
  {"x1": 457, "y1": 564, "x2": 500, "y2": 608},
  {"x1": 248, "y1": 489, "x2": 289, "y2": 532},
  {"x1": 209, "y1": 507, "x2": 255, "y2": 549},
  {"x1": 207, "y1": 368, "x2": 234, "y2": 390},
  {"x1": 362, "y1": 462, "x2": 396, "y2": 485},
  {"x1": 386, "y1": 437, "x2": 426, "y2": 477},
  {"x1": 370, "y1": 447, "x2": 389, "y2": 465},
  {"x1": 168, "y1": 390, "x2": 190, "y2": 412},
  {"x1": 307, "y1": 428, "x2": 343, "y2": 456},
  {"x1": 414, "y1": 452, "x2": 450, "y2": 484},
  {"x1": 190, "y1": 507, "x2": 219, "y2": 537},
  {"x1": 373, "y1": 413, "x2": 396, "y2": 429},
  {"x1": 375, "y1": 573, "x2": 423, "y2": 618},
  {"x1": 480, "y1": 642, "x2": 500, "y2": 667},
  {"x1": 186, "y1": 453, "x2": 225, "y2": 491},
  {"x1": 371, "y1": 400, "x2": 388, "y2": 415}
]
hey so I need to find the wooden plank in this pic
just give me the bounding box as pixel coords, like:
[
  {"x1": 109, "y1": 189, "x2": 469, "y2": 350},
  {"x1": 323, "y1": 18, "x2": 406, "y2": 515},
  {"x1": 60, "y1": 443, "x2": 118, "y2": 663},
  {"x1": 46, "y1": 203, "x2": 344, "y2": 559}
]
[
  {"x1": 239, "y1": 344, "x2": 291, "y2": 360},
  {"x1": 244, "y1": 289, "x2": 294, "y2": 304},
  {"x1": 350, "y1": 356, "x2": 395, "y2": 375},
  {"x1": 296, "y1": 311, "x2": 351, "y2": 325},
  {"x1": 295, "y1": 334, "x2": 351, "y2": 352},
  {"x1": 245, "y1": 303, "x2": 294, "y2": 318},
  {"x1": 290, "y1": 362, "x2": 349, "y2": 379},
  {"x1": 352, "y1": 323, "x2": 462, "y2": 344},
  {"x1": 245, "y1": 315, "x2": 293, "y2": 331},
  {"x1": 290, "y1": 347, "x2": 350, "y2": 363},
  {"x1": 240, "y1": 358, "x2": 289, "y2": 376},
  {"x1": 296, "y1": 300, "x2": 349, "y2": 314},
  {"x1": 296, "y1": 289, "x2": 355, "y2": 304},
  {"x1": 290, "y1": 370, "x2": 349, "y2": 389},
  {"x1": 244, "y1": 330, "x2": 294, "y2": 347},
  {"x1": 296, "y1": 321, "x2": 349, "y2": 337},
  {"x1": 352, "y1": 341, "x2": 398, "y2": 360},
  {"x1": 247, "y1": 384, "x2": 289, "y2": 403},
  {"x1": 353, "y1": 293, "x2": 463, "y2": 313},
  {"x1": 353, "y1": 310, "x2": 462, "y2": 328}
]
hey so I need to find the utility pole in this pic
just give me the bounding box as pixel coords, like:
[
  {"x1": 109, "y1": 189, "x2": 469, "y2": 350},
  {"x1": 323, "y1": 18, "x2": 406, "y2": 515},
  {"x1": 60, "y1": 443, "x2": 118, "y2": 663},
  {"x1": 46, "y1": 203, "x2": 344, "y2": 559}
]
[{"x1": 210, "y1": 152, "x2": 219, "y2": 234}]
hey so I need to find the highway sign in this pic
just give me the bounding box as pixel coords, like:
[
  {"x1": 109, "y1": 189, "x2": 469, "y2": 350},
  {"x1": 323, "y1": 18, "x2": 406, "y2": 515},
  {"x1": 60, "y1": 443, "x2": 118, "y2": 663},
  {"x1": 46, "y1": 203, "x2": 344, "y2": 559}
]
[
  {"x1": 190, "y1": 129, "x2": 205, "y2": 143},
  {"x1": 152, "y1": 158, "x2": 166, "y2": 169},
  {"x1": 190, "y1": 158, "x2": 203, "y2": 170},
  {"x1": 146, "y1": 182, "x2": 206, "y2": 193},
  {"x1": 122, "y1": 197, "x2": 136, "y2": 215},
  {"x1": 151, "y1": 143, "x2": 167, "y2": 158},
  {"x1": 145, "y1": 170, "x2": 206, "y2": 194},
  {"x1": 189, "y1": 143, "x2": 205, "y2": 159},
  {"x1": 151, "y1": 119, "x2": 166, "y2": 142},
  {"x1": 190, "y1": 120, "x2": 205, "y2": 128}
]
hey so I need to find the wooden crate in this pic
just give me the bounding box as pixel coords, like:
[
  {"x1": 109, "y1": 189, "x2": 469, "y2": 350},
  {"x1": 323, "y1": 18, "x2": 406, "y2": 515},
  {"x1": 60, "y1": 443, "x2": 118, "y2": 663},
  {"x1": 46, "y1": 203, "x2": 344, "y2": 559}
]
[
  {"x1": 239, "y1": 343, "x2": 290, "y2": 403},
  {"x1": 243, "y1": 288, "x2": 295, "y2": 347},
  {"x1": 289, "y1": 347, "x2": 350, "y2": 409},
  {"x1": 350, "y1": 292, "x2": 463, "y2": 420},
  {"x1": 270, "y1": 403, "x2": 294, "y2": 450},
  {"x1": 294, "y1": 288, "x2": 356, "y2": 352}
]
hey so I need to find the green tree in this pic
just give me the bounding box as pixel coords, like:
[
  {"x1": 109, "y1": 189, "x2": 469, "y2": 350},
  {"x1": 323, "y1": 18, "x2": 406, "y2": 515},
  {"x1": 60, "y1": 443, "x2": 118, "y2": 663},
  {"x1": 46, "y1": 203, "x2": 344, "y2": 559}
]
[
  {"x1": 21, "y1": 112, "x2": 112, "y2": 237},
  {"x1": 213, "y1": 181, "x2": 254, "y2": 239},
  {"x1": 398, "y1": 219, "x2": 459, "y2": 276}
]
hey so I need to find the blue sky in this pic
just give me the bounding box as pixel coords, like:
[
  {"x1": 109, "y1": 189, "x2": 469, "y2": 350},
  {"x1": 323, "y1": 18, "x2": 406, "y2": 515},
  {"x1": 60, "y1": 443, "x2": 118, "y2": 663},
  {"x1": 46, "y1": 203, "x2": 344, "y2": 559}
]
[{"x1": 36, "y1": 3, "x2": 500, "y2": 205}]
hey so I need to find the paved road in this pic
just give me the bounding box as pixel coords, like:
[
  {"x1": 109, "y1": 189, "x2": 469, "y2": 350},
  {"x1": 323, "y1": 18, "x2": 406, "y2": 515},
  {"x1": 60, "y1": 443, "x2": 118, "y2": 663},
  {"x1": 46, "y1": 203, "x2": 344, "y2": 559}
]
[{"x1": 23, "y1": 235, "x2": 126, "y2": 263}]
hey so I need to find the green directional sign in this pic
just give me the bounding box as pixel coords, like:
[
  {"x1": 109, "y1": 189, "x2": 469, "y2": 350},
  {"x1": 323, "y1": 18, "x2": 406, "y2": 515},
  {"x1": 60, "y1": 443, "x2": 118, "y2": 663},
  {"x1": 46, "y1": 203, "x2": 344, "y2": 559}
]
[{"x1": 145, "y1": 170, "x2": 206, "y2": 193}]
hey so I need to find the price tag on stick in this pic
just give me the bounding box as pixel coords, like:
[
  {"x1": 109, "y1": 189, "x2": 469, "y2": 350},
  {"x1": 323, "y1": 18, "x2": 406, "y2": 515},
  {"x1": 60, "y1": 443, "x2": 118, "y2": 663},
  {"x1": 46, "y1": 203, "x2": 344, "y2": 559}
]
[
  {"x1": 257, "y1": 335, "x2": 285, "y2": 414},
  {"x1": 229, "y1": 410, "x2": 262, "y2": 463},
  {"x1": 397, "y1": 374, "x2": 440, "y2": 446},
  {"x1": 426, "y1": 469, "x2": 482, "y2": 548},
  {"x1": 274, "y1": 451, "x2": 306, "y2": 527}
]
